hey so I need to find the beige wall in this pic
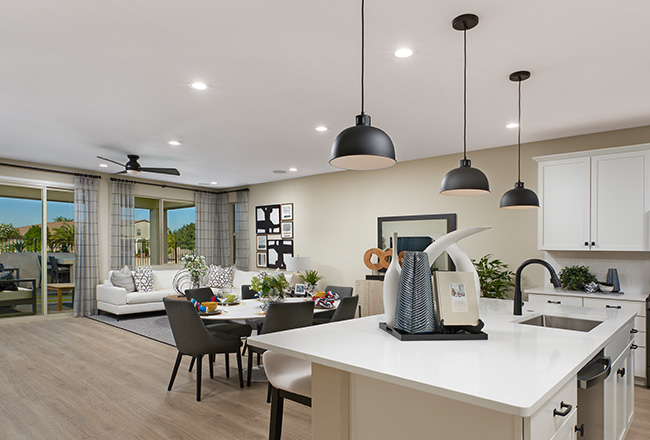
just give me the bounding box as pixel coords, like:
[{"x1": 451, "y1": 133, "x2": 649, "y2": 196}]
[{"x1": 248, "y1": 125, "x2": 650, "y2": 293}]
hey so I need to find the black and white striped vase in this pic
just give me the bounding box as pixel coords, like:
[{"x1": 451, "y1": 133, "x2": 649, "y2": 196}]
[{"x1": 394, "y1": 251, "x2": 436, "y2": 334}]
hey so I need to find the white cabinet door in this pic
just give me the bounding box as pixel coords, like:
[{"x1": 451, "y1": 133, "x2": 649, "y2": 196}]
[
  {"x1": 591, "y1": 151, "x2": 649, "y2": 251},
  {"x1": 614, "y1": 353, "x2": 627, "y2": 440},
  {"x1": 538, "y1": 157, "x2": 591, "y2": 250},
  {"x1": 625, "y1": 346, "x2": 635, "y2": 429}
]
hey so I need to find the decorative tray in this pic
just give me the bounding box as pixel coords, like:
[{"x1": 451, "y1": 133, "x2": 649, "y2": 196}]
[{"x1": 379, "y1": 322, "x2": 488, "y2": 341}]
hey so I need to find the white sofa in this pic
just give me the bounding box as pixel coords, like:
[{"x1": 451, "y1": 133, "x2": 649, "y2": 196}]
[{"x1": 96, "y1": 268, "x2": 296, "y2": 316}]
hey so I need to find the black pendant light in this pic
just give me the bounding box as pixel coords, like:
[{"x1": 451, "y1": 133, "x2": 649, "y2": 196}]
[
  {"x1": 440, "y1": 14, "x2": 490, "y2": 196},
  {"x1": 500, "y1": 71, "x2": 539, "y2": 209},
  {"x1": 329, "y1": 0, "x2": 396, "y2": 171}
]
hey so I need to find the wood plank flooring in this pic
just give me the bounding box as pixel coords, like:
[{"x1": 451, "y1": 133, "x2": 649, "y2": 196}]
[{"x1": 1, "y1": 316, "x2": 649, "y2": 439}]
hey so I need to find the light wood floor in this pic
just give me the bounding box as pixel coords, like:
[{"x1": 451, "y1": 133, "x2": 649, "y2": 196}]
[{"x1": 1, "y1": 316, "x2": 649, "y2": 440}]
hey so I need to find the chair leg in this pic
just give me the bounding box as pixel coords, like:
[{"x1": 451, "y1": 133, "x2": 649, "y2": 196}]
[
  {"x1": 209, "y1": 354, "x2": 214, "y2": 379},
  {"x1": 269, "y1": 385, "x2": 284, "y2": 440},
  {"x1": 247, "y1": 348, "x2": 254, "y2": 387},
  {"x1": 242, "y1": 339, "x2": 248, "y2": 356},
  {"x1": 167, "y1": 352, "x2": 183, "y2": 391},
  {"x1": 225, "y1": 353, "x2": 230, "y2": 378},
  {"x1": 196, "y1": 355, "x2": 202, "y2": 401},
  {"x1": 189, "y1": 357, "x2": 195, "y2": 372},
  {"x1": 267, "y1": 382, "x2": 272, "y2": 403},
  {"x1": 236, "y1": 350, "x2": 244, "y2": 389},
  {"x1": 257, "y1": 352, "x2": 261, "y2": 366}
]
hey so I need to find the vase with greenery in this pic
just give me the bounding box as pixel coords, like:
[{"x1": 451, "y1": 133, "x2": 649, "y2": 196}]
[
  {"x1": 300, "y1": 270, "x2": 325, "y2": 294},
  {"x1": 250, "y1": 274, "x2": 289, "y2": 304},
  {"x1": 559, "y1": 265, "x2": 597, "y2": 291},
  {"x1": 181, "y1": 253, "x2": 207, "y2": 289},
  {"x1": 472, "y1": 254, "x2": 515, "y2": 299}
]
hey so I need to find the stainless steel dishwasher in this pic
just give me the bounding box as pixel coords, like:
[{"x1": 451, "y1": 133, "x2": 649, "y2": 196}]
[{"x1": 576, "y1": 349, "x2": 612, "y2": 439}]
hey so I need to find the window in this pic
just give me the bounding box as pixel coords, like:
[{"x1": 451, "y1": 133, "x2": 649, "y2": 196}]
[{"x1": 164, "y1": 200, "x2": 195, "y2": 264}]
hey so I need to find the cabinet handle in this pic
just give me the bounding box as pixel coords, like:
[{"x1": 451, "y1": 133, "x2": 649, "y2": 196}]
[
  {"x1": 584, "y1": 242, "x2": 589, "y2": 246},
  {"x1": 605, "y1": 305, "x2": 622, "y2": 309},
  {"x1": 617, "y1": 368, "x2": 626, "y2": 377},
  {"x1": 575, "y1": 424, "x2": 585, "y2": 437},
  {"x1": 591, "y1": 241, "x2": 596, "y2": 246},
  {"x1": 631, "y1": 344, "x2": 639, "y2": 350},
  {"x1": 553, "y1": 401, "x2": 572, "y2": 417},
  {"x1": 548, "y1": 300, "x2": 561, "y2": 304},
  {"x1": 631, "y1": 328, "x2": 639, "y2": 334}
]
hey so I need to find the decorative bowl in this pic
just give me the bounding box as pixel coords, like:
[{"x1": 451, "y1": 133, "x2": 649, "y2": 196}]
[
  {"x1": 599, "y1": 283, "x2": 614, "y2": 293},
  {"x1": 202, "y1": 301, "x2": 218, "y2": 311}
]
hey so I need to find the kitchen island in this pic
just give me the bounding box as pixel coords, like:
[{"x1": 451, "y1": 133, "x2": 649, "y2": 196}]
[{"x1": 248, "y1": 298, "x2": 637, "y2": 440}]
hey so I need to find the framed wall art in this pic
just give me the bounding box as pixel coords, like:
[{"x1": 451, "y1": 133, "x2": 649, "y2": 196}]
[
  {"x1": 281, "y1": 203, "x2": 293, "y2": 221},
  {"x1": 256, "y1": 235, "x2": 267, "y2": 250},
  {"x1": 256, "y1": 252, "x2": 267, "y2": 268},
  {"x1": 433, "y1": 271, "x2": 479, "y2": 327},
  {"x1": 281, "y1": 222, "x2": 293, "y2": 239},
  {"x1": 267, "y1": 239, "x2": 294, "y2": 269},
  {"x1": 256, "y1": 204, "x2": 281, "y2": 234}
]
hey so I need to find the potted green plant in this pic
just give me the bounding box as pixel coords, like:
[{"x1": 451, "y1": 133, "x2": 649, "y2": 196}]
[
  {"x1": 472, "y1": 254, "x2": 515, "y2": 299},
  {"x1": 250, "y1": 274, "x2": 289, "y2": 305},
  {"x1": 559, "y1": 265, "x2": 597, "y2": 291},
  {"x1": 300, "y1": 270, "x2": 325, "y2": 294},
  {"x1": 181, "y1": 253, "x2": 207, "y2": 289}
]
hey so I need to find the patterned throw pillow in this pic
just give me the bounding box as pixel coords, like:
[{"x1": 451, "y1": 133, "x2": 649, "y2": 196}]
[
  {"x1": 133, "y1": 266, "x2": 154, "y2": 292},
  {"x1": 210, "y1": 266, "x2": 234, "y2": 288},
  {"x1": 110, "y1": 265, "x2": 136, "y2": 292}
]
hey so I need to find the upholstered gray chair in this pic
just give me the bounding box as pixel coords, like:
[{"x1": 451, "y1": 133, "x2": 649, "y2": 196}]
[
  {"x1": 183, "y1": 287, "x2": 253, "y2": 377},
  {"x1": 163, "y1": 297, "x2": 244, "y2": 401},
  {"x1": 247, "y1": 301, "x2": 314, "y2": 387},
  {"x1": 313, "y1": 294, "x2": 359, "y2": 325},
  {"x1": 263, "y1": 350, "x2": 312, "y2": 440},
  {"x1": 317, "y1": 285, "x2": 354, "y2": 321}
]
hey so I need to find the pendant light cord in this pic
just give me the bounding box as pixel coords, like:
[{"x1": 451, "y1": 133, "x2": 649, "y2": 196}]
[
  {"x1": 463, "y1": 28, "x2": 467, "y2": 160},
  {"x1": 360, "y1": 0, "x2": 365, "y2": 115},
  {"x1": 517, "y1": 79, "x2": 522, "y2": 182}
]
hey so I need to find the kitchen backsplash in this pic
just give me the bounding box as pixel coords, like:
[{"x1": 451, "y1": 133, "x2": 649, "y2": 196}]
[{"x1": 544, "y1": 251, "x2": 650, "y2": 299}]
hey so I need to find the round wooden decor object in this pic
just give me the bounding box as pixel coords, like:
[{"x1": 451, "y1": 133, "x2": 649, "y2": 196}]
[{"x1": 363, "y1": 248, "x2": 394, "y2": 270}]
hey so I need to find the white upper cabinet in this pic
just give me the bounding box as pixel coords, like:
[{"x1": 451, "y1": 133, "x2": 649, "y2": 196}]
[{"x1": 536, "y1": 145, "x2": 650, "y2": 251}]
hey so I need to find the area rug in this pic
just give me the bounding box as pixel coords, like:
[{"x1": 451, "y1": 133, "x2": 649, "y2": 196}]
[{"x1": 88, "y1": 312, "x2": 175, "y2": 346}]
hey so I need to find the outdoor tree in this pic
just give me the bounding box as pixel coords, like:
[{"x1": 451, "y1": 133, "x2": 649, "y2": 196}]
[
  {"x1": 23, "y1": 225, "x2": 52, "y2": 252},
  {"x1": 0, "y1": 223, "x2": 21, "y2": 240},
  {"x1": 168, "y1": 223, "x2": 195, "y2": 252},
  {"x1": 52, "y1": 216, "x2": 74, "y2": 222},
  {"x1": 51, "y1": 223, "x2": 75, "y2": 252}
]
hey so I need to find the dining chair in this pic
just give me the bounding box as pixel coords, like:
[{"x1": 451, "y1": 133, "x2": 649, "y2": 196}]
[
  {"x1": 317, "y1": 285, "x2": 354, "y2": 321},
  {"x1": 163, "y1": 297, "x2": 244, "y2": 401},
  {"x1": 184, "y1": 287, "x2": 252, "y2": 377},
  {"x1": 313, "y1": 294, "x2": 359, "y2": 325},
  {"x1": 263, "y1": 350, "x2": 312, "y2": 440},
  {"x1": 247, "y1": 300, "x2": 314, "y2": 387},
  {"x1": 48, "y1": 256, "x2": 70, "y2": 283}
]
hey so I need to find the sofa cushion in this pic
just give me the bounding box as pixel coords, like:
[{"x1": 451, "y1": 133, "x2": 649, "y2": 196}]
[
  {"x1": 232, "y1": 270, "x2": 261, "y2": 288},
  {"x1": 151, "y1": 270, "x2": 176, "y2": 291},
  {"x1": 209, "y1": 265, "x2": 234, "y2": 288},
  {"x1": 133, "y1": 266, "x2": 154, "y2": 292},
  {"x1": 125, "y1": 289, "x2": 174, "y2": 304},
  {"x1": 110, "y1": 266, "x2": 136, "y2": 292}
]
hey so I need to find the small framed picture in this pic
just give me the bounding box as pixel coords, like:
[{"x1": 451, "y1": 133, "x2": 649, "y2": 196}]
[
  {"x1": 256, "y1": 252, "x2": 267, "y2": 268},
  {"x1": 281, "y1": 222, "x2": 293, "y2": 239},
  {"x1": 433, "y1": 271, "x2": 479, "y2": 327},
  {"x1": 295, "y1": 284, "x2": 306, "y2": 295},
  {"x1": 256, "y1": 235, "x2": 267, "y2": 250},
  {"x1": 281, "y1": 203, "x2": 293, "y2": 221}
]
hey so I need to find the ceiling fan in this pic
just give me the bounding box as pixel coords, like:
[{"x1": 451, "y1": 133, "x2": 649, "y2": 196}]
[{"x1": 97, "y1": 154, "x2": 180, "y2": 176}]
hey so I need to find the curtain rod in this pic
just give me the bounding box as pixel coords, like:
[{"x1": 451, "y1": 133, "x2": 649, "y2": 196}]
[
  {"x1": 0, "y1": 162, "x2": 102, "y2": 179},
  {"x1": 109, "y1": 177, "x2": 249, "y2": 195}
]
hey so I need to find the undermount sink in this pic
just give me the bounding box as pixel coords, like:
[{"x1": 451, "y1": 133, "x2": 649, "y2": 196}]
[{"x1": 518, "y1": 314, "x2": 603, "y2": 332}]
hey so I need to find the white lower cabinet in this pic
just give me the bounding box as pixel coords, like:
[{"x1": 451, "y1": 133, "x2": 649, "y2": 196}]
[
  {"x1": 527, "y1": 294, "x2": 583, "y2": 307},
  {"x1": 551, "y1": 411, "x2": 578, "y2": 440},
  {"x1": 525, "y1": 378, "x2": 578, "y2": 440}
]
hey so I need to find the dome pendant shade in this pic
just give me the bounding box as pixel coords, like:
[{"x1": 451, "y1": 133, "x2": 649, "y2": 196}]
[
  {"x1": 500, "y1": 181, "x2": 539, "y2": 209},
  {"x1": 440, "y1": 159, "x2": 490, "y2": 195},
  {"x1": 329, "y1": 114, "x2": 396, "y2": 170}
]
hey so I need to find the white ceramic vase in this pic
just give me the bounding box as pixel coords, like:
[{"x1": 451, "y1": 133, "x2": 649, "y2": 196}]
[{"x1": 383, "y1": 232, "x2": 400, "y2": 326}]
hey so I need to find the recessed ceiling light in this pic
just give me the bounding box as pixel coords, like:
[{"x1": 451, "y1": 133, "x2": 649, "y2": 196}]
[
  {"x1": 190, "y1": 82, "x2": 208, "y2": 90},
  {"x1": 316, "y1": 126, "x2": 328, "y2": 132},
  {"x1": 210, "y1": 181, "x2": 218, "y2": 185},
  {"x1": 506, "y1": 123, "x2": 519, "y2": 129},
  {"x1": 273, "y1": 170, "x2": 287, "y2": 174},
  {"x1": 289, "y1": 168, "x2": 298, "y2": 172},
  {"x1": 167, "y1": 140, "x2": 182, "y2": 146},
  {"x1": 394, "y1": 48, "x2": 413, "y2": 58},
  {"x1": 99, "y1": 163, "x2": 108, "y2": 168}
]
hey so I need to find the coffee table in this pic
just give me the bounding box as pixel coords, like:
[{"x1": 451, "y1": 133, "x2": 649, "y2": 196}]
[{"x1": 48, "y1": 283, "x2": 75, "y2": 311}]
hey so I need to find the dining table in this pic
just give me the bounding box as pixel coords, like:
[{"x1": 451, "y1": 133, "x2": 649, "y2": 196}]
[{"x1": 197, "y1": 296, "x2": 338, "y2": 322}]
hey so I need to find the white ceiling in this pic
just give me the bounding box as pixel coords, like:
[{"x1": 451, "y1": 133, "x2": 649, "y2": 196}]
[{"x1": 1, "y1": 1, "x2": 649, "y2": 188}]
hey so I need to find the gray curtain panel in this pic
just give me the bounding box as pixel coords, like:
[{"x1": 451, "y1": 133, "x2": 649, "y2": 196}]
[
  {"x1": 235, "y1": 190, "x2": 249, "y2": 270},
  {"x1": 73, "y1": 176, "x2": 100, "y2": 317},
  {"x1": 111, "y1": 180, "x2": 135, "y2": 269},
  {"x1": 195, "y1": 191, "x2": 231, "y2": 266}
]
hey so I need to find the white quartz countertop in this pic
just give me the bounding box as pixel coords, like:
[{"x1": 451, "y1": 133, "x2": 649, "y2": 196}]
[
  {"x1": 248, "y1": 298, "x2": 635, "y2": 417},
  {"x1": 525, "y1": 286, "x2": 648, "y2": 302}
]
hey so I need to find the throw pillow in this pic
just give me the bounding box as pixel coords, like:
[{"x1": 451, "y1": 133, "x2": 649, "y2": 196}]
[
  {"x1": 207, "y1": 264, "x2": 220, "y2": 287},
  {"x1": 211, "y1": 266, "x2": 234, "y2": 288},
  {"x1": 0, "y1": 271, "x2": 18, "y2": 291},
  {"x1": 133, "y1": 266, "x2": 154, "y2": 292},
  {"x1": 110, "y1": 265, "x2": 136, "y2": 293}
]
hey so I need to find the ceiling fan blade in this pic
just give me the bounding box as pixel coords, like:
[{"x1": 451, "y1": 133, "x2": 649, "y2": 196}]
[
  {"x1": 113, "y1": 170, "x2": 128, "y2": 175},
  {"x1": 97, "y1": 156, "x2": 125, "y2": 167},
  {"x1": 140, "y1": 167, "x2": 181, "y2": 176}
]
